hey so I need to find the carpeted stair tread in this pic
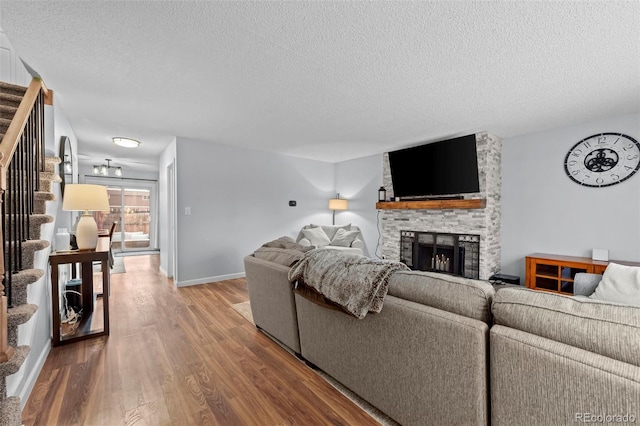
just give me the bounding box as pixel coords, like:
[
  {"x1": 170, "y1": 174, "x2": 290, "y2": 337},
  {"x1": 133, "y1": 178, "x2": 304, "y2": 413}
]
[
  {"x1": 0, "y1": 81, "x2": 27, "y2": 95},
  {"x1": 7, "y1": 304, "x2": 38, "y2": 327},
  {"x1": 35, "y1": 191, "x2": 56, "y2": 201},
  {"x1": 0, "y1": 345, "x2": 29, "y2": 378},
  {"x1": 7, "y1": 268, "x2": 45, "y2": 307},
  {"x1": 39, "y1": 171, "x2": 62, "y2": 192},
  {"x1": 5, "y1": 240, "x2": 50, "y2": 272},
  {"x1": 45, "y1": 156, "x2": 62, "y2": 173},
  {"x1": 9, "y1": 268, "x2": 44, "y2": 287},
  {"x1": 5, "y1": 214, "x2": 54, "y2": 240},
  {"x1": 7, "y1": 304, "x2": 38, "y2": 347},
  {"x1": 0, "y1": 396, "x2": 21, "y2": 426},
  {"x1": 0, "y1": 90, "x2": 23, "y2": 106},
  {"x1": 0, "y1": 104, "x2": 17, "y2": 120},
  {"x1": 0, "y1": 116, "x2": 11, "y2": 131},
  {"x1": 34, "y1": 191, "x2": 56, "y2": 215}
]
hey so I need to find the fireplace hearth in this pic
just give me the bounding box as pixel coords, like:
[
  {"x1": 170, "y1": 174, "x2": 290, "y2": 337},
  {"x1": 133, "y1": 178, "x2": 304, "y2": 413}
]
[{"x1": 400, "y1": 231, "x2": 480, "y2": 279}]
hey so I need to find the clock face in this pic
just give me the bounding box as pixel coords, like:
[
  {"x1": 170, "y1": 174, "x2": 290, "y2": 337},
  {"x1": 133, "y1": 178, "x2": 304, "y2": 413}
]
[{"x1": 564, "y1": 133, "x2": 640, "y2": 187}]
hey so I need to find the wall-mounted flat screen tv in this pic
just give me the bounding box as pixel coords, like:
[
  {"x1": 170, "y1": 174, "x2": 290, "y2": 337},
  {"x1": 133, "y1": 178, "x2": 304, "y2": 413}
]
[{"x1": 388, "y1": 134, "x2": 480, "y2": 199}]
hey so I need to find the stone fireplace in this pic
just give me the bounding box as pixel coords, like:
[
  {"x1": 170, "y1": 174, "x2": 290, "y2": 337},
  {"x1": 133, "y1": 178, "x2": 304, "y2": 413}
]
[{"x1": 380, "y1": 132, "x2": 501, "y2": 280}]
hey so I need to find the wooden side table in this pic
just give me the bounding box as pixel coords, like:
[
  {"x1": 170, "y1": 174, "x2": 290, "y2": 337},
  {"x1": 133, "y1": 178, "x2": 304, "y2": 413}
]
[{"x1": 49, "y1": 237, "x2": 110, "y2": 346}]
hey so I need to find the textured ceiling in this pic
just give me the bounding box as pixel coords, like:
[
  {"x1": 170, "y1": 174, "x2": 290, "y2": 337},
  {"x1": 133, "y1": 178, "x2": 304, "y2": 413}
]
[{"x1": 1, "y1": 1, "x2": 638, "y2": 170}]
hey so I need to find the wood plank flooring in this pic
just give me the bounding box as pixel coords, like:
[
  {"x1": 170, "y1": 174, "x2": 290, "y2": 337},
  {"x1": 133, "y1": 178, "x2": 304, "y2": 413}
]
[{"x1": 22, "y1": 255, "x2": 379, "y2": 425}]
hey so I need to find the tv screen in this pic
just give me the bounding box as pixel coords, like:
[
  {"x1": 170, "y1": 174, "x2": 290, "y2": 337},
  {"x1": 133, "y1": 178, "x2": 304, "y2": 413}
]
[{"x1": 388, "y1": 134, "x2": 480, "y2": 199}]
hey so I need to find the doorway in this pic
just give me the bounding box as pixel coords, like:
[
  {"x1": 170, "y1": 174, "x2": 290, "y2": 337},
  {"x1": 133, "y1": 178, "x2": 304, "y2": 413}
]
[{"x1": 86, "y1": 177, "x2": 158, "y2": 253}]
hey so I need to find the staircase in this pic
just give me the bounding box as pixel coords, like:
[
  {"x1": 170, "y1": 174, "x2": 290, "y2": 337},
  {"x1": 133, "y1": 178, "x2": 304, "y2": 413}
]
[{"x1": 0, "y1": 81, "x2": 58, "y2": 425}]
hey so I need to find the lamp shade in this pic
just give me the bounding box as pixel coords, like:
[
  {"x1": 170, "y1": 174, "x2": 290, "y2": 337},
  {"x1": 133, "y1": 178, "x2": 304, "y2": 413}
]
[
  {"x1": 62, "y1": 184, "x2": 110, "y2": 212},
  {"x1": 328, "y1": 198, "x2": 348, "y2": 211}
]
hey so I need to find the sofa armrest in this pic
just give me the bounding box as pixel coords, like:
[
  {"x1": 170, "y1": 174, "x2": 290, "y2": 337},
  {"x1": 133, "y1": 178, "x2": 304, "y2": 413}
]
[{"x1": 574, "y1": 272, "x2": 602, "y2": 296}]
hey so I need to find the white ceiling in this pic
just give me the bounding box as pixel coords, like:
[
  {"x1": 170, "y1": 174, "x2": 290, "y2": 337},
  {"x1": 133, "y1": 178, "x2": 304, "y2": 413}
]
[{"x1": 1, "y1": 1, "x2": 638, "y2": 172}]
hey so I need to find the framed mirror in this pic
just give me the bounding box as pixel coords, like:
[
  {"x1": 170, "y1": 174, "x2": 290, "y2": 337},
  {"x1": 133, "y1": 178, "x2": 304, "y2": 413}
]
[{"x1": 59, "y1": 136, "x2": 73, "y2": 195}]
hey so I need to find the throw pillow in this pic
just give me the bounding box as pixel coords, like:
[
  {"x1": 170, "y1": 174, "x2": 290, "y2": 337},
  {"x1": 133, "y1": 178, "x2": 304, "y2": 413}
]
[
  {"x1": 590, "y1": 262, "x2": 640, "y2": 306},
  {"x1": 329, "y1": 228, "x2": 360, "y2": 247},
  {"x1": 309, "y1": 223, "x2": 351, "y2": 240},
  {"x1": 301, "y1": 227, "x2": 331, "y2": 247}
]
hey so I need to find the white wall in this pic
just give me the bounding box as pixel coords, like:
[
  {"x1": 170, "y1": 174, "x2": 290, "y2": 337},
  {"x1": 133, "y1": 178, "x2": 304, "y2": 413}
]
[
  {"x1": 0, "y1": 25, "x2": 31, "y2": 86},
  {"x1": 501, "y1": 112, "x2": 640, "y2": 281},
  {"x1": 174, "y1": 137, "x2": 335, "y2": 286},
  {"x1": 335, "y1": 154, "x2": 383, "y2": 258},
  {"x1": 159, "y1": 138, "x2": 177, "y2": 275}
]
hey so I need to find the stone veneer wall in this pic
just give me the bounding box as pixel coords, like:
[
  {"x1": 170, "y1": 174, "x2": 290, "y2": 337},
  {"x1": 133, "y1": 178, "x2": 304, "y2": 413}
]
[{"x1": 381, "y1": 132, "x2": 502, "y2": 280}]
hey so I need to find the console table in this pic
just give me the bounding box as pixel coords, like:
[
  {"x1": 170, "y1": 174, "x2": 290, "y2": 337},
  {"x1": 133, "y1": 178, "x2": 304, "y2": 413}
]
[
  {"x1": 526, "y1": 253, "x2": 640, "y2": 295},
  {"x1": 49, "y1": 237, "x2": 110, "y2": 346}
]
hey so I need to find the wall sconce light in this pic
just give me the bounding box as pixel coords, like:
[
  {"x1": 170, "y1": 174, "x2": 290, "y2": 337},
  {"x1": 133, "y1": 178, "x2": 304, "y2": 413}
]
[
  {"x1": 92, "y1": 159, "x2": 122, "y2": 177},
  {"x1": 328, "y1": 193, "x2": 348, "y2": 225},
  {"x1": 62, "y1": 184, "x2": 110, "y2": 249}
]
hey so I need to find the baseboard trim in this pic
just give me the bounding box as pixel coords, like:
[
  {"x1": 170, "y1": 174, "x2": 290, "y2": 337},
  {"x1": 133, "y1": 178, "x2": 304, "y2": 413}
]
[
  {"x1": 176, "y1": 272, "x2": 245, "y2": 287},
  {"x1": 19, "y1": 339, "x2": 51, "y2": 410}
]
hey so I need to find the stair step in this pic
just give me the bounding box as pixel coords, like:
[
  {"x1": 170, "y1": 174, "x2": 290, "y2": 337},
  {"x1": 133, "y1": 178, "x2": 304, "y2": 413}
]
[
  {"x1": 0, "y1": 104, "x2": 17, "y2": 120},
  {"x1": 0, "y1": 345, "x2": 29, "y2": 378},
  {"x1": 0, "y1": 81, "x2": 27, "y2": 96},
  {"x1": 7, "y1": 239, "x2": 50, "y2": 271},
  {"x1": 34, "y1": 191, "x2": 56, "y2": 215},
  {"x1": 45, "y1": 156, "x2": 62, "y2": 173},
  {"x1": 0, "y1": 90, "x2": 24, "y2": 107},
  {"x1": 5, "y1": 214, "x2": 54, "y2": 240},
  {"x1": 0, "y1": 117, "x2": 10, "y2": 133},
  {"x1": 7, "y1": 304, "x2": 38, "y2": 347},
  {"x1": 39, "y1": 172, "x2": 62, "y2": 193},
  {"x1": 0, "y1": 396, "x2": 21, "y2": 426},
  {"x1": 8, "y1": 268, "x2": 45, "y2": 308}
]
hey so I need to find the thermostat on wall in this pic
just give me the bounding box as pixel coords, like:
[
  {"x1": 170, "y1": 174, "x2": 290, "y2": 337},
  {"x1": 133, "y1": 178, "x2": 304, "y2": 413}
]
[{"x1": 592, "y1": 249, "x2": 609, "y2": 262}]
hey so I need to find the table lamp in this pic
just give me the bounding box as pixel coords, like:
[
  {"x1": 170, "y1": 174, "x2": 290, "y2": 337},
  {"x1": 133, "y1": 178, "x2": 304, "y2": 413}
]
[{"x1": 62, "y1": 184, "x2": 110, "y2": 250}]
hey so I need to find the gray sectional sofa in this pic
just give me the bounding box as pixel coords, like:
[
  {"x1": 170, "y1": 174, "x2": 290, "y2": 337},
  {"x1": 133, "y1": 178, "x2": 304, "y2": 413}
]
[
  {"x1": 491, "y1": 288, "x2": 640, "y2": 426},
  {"x1": 243, "y1": 250, "x2": 640, "y2": 425},
  {"x1": 244, "y1": 251, "x2": 495, "y2": 425}
]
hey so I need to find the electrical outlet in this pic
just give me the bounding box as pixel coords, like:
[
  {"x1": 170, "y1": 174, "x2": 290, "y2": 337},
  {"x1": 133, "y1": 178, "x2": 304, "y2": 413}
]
[
  {"x1": 289, "y1": 200, "x2": 297, "y2": 207},
  {"x1": 185, "y1": 207, "x2": 191, "y2": 215}
]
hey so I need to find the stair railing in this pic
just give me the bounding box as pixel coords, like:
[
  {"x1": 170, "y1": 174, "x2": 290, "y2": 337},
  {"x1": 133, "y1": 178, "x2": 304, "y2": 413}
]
[{"x1": 0, "y1": 78, "x2": 51, "y2": 363}]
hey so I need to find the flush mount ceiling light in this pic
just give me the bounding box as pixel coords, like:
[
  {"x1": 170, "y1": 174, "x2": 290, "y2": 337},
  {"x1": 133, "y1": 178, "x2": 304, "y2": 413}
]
[
  {"x1": 92, "y1": 159, "x2": 122, "y2": 177},
  {"x1": 112, "y1": 137, "x2": 140, "y2": 148}
]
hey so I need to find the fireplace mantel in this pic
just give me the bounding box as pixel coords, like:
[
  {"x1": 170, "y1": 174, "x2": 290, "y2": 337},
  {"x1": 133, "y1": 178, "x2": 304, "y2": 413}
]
[{"x1": 375, "y1": 199, "x2": 486, "y2": 210}]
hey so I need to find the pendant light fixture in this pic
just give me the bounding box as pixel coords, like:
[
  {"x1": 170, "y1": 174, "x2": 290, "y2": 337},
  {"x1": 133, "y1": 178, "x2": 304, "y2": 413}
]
[{"x1": 92, "y1": 159, "x2": 122, "y2": 177}]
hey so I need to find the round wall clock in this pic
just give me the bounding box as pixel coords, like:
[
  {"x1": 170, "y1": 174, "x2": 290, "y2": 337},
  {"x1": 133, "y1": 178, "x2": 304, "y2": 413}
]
[{"x1": 564, "y1": 133, "x2": 640, "y2": 187}]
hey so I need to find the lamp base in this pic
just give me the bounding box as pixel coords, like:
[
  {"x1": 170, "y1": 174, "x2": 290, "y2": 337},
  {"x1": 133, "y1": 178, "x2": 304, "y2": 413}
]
[{"x1": 76, "y1": 213, "x2": 98, "y2": 250}]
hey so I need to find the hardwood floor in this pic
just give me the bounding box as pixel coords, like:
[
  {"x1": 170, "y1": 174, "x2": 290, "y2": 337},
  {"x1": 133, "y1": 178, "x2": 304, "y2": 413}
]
[{"x1": 22, "y1": 255, "x2": 379, "y2": 425}]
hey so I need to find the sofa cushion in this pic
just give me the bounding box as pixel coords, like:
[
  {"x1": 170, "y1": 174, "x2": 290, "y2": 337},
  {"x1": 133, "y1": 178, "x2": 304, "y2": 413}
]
[
  {"x1": 492, "y1": 288, "x2": 640, "y2": 367},
  {"x1": 387, "y1": 271, "x2": 495, "y2": 324},
  {"x1": 301, "y1": 227, "x2": 331, "y2": 247},
  {"x1": 308, "y1": 223, "x2": 351, "y2": 240},
  {"x1": 329, "y1": 228, "x2": 360, "y2": 247},
  {"x1": 253, "y1": 247, "x2": 304, "y2": 267},
  {"x1": 590, "y1": 262, "x2": 640, "y2": 306}
]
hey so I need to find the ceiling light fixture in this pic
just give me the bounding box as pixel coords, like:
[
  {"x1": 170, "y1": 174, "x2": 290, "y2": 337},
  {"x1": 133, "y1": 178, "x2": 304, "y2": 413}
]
[
  {"x1": 92, "y1": 159, "x2": 122, "y2": 177},
  {"x1": 112, "y1": 137, "x2": 140, "y2": 148}
]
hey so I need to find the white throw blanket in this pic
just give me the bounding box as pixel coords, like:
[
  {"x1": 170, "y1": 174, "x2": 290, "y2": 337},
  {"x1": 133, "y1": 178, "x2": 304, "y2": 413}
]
[{"x1": 288, "y1": 249, "x2": 409, "y2": 319}]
